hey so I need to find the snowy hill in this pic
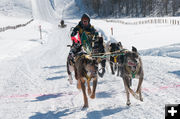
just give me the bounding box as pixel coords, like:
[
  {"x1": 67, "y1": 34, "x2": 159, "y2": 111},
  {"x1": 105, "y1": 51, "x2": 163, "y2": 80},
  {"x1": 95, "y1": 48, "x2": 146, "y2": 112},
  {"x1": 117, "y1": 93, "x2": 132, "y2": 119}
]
[
  {"x1": 0, "y1": 0, "x2": 32, "y2": 18},
  {"x1": 0, "y1": 0, "x2": 180, "y2": 119}
]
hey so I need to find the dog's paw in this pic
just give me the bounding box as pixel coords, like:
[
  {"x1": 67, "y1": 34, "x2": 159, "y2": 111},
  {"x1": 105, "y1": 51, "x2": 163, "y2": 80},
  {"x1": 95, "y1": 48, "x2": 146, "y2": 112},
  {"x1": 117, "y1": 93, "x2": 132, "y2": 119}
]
[
  {"x1": 90, "y1": 94, "x2": 95, "y2": 99},
  {"x1": 98, "y1": 72, "x2": 103, "y2": 78},
  {"x1": 136, "y1": 90, "x2": 140, "y2": 94},
  {"x1": 68, "y1": 79, "x2": 73, "y2": 84},
  {"x1": 126, "y1": 101, "x2": 131, "y2": 106},
  {"x1": 140, "y1": 97, "x2": 143, "y2": 102},
  {"x1": 82, "y1": 105, "x2": 88, "y2": 110},
  {"x1": 134, "y1": 94, "x2": 140, "y2": 100}
]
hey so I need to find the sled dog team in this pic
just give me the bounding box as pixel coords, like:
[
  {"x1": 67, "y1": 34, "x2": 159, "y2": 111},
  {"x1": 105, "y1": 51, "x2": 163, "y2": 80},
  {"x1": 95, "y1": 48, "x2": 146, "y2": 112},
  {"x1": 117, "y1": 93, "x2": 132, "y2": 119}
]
[
  {"x1": 67, "y1": 40, "x2": 144, "y2": 108},
  {"x1": 66, "y1": 14, "x2": 144, "y2": 109}
]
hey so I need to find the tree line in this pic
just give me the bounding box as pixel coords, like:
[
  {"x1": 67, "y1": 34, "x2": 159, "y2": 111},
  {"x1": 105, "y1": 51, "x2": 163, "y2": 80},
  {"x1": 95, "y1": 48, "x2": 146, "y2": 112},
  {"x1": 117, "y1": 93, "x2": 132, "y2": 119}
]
[{"x1": 76, "y1": 0, "x2": 180, "y2": 17}]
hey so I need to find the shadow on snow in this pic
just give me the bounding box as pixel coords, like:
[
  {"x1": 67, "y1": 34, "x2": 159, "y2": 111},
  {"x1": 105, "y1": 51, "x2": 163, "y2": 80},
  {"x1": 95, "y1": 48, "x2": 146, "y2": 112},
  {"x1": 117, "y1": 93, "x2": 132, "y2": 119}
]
[
  {"x1": 31, "y1": 93, "x2": 63, "y2": 102},
  {"x1": 168, "y1": 70, "x2": 180, "y2": 77},
  {"x1": 96, "y1": 91, "x2": 112, "y2": 98},
  {"x1": 29, "y1": 106, "x2": 129, "y2": 119},
  {"x1": 54, "y1": 70, "x2": 67, "y2": 74},
  {"x1": 43, "y1": 65, "x2": 66, "y2": 69},
  {"x1": 46, "y1": 76, "x2": 67, "y2": 80},
  {"x1": 43, "y1": 65, "x2": 67, "y2": 80},
  {"x1": 86, "y1": 106, "x2": 129, "y2": 119},
  {"x1": 29, "y1": 109, "x2": 73, "y2": 119}
]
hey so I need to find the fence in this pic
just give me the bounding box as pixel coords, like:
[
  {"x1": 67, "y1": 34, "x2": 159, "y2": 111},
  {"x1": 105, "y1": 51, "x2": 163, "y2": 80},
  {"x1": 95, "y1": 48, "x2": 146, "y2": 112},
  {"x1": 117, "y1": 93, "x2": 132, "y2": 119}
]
[
  {"x1": 106, "y1": 18, "x2": 180, "y2": 25},
  {"x1": 0, "y1": 19, "x2": 34, "y2": 32}
]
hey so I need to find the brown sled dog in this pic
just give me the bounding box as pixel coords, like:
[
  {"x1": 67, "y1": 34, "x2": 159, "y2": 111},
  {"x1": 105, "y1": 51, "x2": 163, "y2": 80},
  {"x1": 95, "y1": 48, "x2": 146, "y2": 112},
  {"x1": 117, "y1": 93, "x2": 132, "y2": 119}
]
[
  {"x1": 119, "y1": 46, "x2": 144, "y2": 106},
  {"x1": 74, "y1": 54, "x2": 98, "y2": 108}
]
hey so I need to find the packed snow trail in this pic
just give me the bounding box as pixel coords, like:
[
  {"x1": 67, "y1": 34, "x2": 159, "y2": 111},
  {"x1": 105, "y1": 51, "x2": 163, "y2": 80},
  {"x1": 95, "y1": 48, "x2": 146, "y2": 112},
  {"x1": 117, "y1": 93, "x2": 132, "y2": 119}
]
[
  {"x1": 31, "y1": 0, "x2": 58, "y2": 23},
  {"x1": 0, "y1": 22, "x2": 73, "y2": 118}
]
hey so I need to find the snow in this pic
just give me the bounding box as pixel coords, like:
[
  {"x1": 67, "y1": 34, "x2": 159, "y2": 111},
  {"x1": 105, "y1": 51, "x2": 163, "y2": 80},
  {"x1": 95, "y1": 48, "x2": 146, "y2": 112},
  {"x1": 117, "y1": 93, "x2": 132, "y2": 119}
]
[
  {"x1": 0, "y1": 14, "x2": 53, "y2": 61},
  {"x1": 0, "y1": 0, "x2": 32, "y2": 18},
  {"x1": 31, "y1": 0, "x2": 58, "y2": 23},
  {"x1": 0, "y1": 0, "x2": 180, "y2": 119}
]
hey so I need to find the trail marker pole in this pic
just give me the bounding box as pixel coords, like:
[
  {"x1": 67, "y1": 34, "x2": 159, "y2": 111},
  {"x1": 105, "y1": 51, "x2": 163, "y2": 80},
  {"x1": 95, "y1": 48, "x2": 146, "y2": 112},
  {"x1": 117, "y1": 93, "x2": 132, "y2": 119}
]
[
  {"x1": 111, "y1": 27, "x2": 113, "y2": 35},
  {"x1": 39, "y1": 25, "x2": 42, "y2": 39}
]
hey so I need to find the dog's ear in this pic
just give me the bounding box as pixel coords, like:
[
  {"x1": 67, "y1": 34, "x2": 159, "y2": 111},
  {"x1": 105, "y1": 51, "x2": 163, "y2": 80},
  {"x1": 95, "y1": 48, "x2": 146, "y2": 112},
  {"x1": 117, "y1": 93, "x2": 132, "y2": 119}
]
[
  {"x1": 109, "y1": 43, "x2": 112, "y2": 47},
  {"x1": 132, "y1": 46, "x2": 137, "y2": 52},
  {"x1": 110, "y1": 43, "x2": 115, "y2": 47},
  {"x1": 118, "y1": 42, "x2": 123, "y2": 49},
  {"x1": 117, "y1": 42, "x2": 122, "y2": 47}
]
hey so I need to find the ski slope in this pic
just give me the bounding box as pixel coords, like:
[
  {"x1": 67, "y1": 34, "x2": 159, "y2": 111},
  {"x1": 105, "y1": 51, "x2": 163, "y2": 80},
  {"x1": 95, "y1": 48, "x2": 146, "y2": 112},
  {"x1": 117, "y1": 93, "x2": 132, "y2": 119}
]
[{"x1": 0, "y1": 0, "x2": 180, "y2": 119}]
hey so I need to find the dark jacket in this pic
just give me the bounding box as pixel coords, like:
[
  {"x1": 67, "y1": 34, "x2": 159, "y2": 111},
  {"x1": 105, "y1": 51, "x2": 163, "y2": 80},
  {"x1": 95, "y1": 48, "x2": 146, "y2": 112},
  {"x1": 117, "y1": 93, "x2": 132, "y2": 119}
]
[{"x1": 71, "y1": 21, "x2": 97, "y2": 38}]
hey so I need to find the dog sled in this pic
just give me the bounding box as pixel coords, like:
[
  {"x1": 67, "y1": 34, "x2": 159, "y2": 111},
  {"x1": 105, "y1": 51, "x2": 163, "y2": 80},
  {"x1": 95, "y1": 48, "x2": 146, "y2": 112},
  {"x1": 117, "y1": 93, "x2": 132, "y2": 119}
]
[{"x1": 68, "y1": 31, "x2": 106, "y2": 77}]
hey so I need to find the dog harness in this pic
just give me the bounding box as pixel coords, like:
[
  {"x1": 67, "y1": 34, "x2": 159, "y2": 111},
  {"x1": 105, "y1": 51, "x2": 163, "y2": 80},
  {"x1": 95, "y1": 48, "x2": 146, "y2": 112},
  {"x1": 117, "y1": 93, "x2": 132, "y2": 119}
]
[
  {"x1": 85, "y1": 73, "x2": 91, "y2": 81},
  {"x1": 113, "y1": 55, "x2": 118, "y2": 63}
]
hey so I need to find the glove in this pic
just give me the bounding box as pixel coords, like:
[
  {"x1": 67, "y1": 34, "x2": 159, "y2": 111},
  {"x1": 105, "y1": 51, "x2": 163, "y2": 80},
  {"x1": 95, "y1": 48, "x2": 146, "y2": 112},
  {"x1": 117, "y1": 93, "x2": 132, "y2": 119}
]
[{"x1": 71, "y1": 31, "x2": 77, "y2": 37}]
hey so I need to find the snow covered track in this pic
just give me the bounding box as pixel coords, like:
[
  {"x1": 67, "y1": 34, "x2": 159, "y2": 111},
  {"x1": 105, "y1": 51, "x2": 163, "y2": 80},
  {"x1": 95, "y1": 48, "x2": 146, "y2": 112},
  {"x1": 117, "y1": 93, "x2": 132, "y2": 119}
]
[
  {"x1": 31, "y1": 0, "x2": 57, "y2": 23},
  {"x1": 0, "y1": 83, "x2": 179, "y2": 99}
]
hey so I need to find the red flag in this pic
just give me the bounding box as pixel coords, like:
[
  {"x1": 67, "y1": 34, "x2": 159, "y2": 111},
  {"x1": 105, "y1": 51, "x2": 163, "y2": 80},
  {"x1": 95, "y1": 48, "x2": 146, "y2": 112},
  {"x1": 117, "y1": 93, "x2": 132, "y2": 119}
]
[{"x1": 71, "y1": 32, "x2": 81, "y2": 44}]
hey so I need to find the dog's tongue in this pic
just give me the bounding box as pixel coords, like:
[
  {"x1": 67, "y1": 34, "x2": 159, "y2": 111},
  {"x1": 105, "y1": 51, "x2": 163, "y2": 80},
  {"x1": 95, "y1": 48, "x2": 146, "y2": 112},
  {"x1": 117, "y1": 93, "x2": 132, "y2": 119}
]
[{"x1": 128, "y1": 61, "x2": 136, "y2": 66}]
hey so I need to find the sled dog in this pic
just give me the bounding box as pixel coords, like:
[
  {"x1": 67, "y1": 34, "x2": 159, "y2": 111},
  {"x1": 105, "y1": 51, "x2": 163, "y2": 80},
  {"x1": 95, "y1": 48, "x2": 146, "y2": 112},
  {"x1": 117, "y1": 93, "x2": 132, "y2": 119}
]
[
  {"x1": 91, "y1": 36, "x2": 106, "y2": 77},
  {"x1": 120, "y1": 46, "x2": 144, "y2": 106},
  {"x1": 74, "y1": 54, "x2": 98, "y2": 108},
  {"x1": 107, "y1": 42, "x2": 123, "y2": 76}
]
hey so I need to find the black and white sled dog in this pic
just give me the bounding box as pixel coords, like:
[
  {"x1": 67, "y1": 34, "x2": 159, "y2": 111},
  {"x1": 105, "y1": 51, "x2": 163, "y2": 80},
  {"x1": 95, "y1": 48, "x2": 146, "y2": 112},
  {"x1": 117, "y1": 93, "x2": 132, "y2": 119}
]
[
  {"x1": 91, "y1": 36, "x2": 106, "y2": 77},
  {"x1": 66, "y1": 42, "x2": 82, "y2": 84},
  {"x1": 106, "y1": 41, "x2": 123, "y2": 76}
]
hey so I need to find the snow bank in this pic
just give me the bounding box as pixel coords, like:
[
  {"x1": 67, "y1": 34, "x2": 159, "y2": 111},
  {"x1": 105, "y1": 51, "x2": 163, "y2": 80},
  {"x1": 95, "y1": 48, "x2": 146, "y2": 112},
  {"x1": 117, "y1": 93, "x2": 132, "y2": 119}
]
[{"x1": 140, "y1": 43, "x2": 180, "y2": 58}]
